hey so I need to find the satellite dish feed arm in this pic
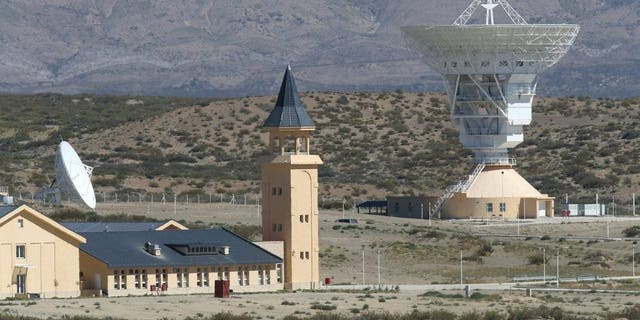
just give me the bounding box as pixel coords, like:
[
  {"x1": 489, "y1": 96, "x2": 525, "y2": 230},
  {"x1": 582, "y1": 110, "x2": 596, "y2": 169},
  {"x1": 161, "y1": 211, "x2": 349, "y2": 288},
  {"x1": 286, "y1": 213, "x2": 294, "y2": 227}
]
[
  {"x1": 453, "y1": 0, "x2": 482, "y2": 26},
  {"x1": 83, "y1": 165, "x2": 93, "y2": 178},
  {"x1": 496, "y1": 0, "x2": 528, "y2": 25}
]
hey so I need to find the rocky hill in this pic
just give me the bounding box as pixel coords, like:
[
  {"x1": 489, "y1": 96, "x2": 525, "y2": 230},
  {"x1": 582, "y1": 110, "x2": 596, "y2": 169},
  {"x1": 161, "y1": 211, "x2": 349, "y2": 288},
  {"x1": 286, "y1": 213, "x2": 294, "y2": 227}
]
[
  {"x1": 1, "y1": 92, "x2": 638, "y2": 207},
  {"x1": 0, "y1": 0, "x2": 639, "y2": 97}
]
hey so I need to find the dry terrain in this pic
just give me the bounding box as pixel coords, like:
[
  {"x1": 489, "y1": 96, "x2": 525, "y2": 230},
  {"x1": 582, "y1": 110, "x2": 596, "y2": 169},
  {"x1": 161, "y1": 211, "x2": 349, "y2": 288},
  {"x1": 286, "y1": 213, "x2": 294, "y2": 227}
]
[
  {"x1": 2, "y1": 92, "x2": 640, "y2": 208},
  {"x1": 5, "y1": 202, "x2": 640, "y2": 320}
]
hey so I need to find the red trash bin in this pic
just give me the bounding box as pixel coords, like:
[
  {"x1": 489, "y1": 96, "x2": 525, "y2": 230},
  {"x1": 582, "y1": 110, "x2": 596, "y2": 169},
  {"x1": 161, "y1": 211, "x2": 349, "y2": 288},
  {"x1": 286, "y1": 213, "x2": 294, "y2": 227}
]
[
  {"x1": 324, "y1": 277, "x2": 332, "y2": 285},
  {"x1": 214, "y1": 280, "x2": 230, "y2": 298}
]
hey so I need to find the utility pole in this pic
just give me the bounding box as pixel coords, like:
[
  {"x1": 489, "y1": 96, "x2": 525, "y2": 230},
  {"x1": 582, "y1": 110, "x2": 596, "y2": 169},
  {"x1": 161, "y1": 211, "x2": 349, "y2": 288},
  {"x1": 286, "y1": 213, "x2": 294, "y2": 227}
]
[
  {"x1": 377, "y1": 250, "x2": 381, "y2": 289},
  {"x1": 428, "y1": 203, "x2": 432, "y2": 226},
  {"x1": 421, "y1": 203, "x2": 424, "y2": 220},
  {"x1": 633, "y1": 242, "x2": 637, "y2": 277},
  {"x1": 460, "y1": 250, "x2": 463, "y2": 286},
  {"x1": 342, "y1": 199, "x2": 346, "y2": 219},
  {"x1": 556, "y1": 249, "x2": 560, "y2": 289},
  {"x1": 540, "y1": 247, "x2": 546, "y2": 284},
  {"x1": 362, "y1": 250, "x2": 365, "y2": 286},
  {"x1": 607, "y1": 219, "x2": 610, "y2": 238},
  {"x1": 174, "y1": 194, "x2": 177, "y2": 216},
  {"x1": 633, "y1": 193, "x2": 636, "y2": 217}
]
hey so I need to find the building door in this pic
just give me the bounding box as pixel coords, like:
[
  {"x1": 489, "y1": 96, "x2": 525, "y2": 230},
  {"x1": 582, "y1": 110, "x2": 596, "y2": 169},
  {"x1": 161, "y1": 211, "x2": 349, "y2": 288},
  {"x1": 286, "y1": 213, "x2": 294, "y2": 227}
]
[
  {"x1": 94, "y1": 273, "x2": 101, "y2": 290},
  {"x1": 538, "y1": 201, "x2": 546, "y2": 217},
  {"x1": 16, "y1": 274, "x2": 26, "y2": 294}
]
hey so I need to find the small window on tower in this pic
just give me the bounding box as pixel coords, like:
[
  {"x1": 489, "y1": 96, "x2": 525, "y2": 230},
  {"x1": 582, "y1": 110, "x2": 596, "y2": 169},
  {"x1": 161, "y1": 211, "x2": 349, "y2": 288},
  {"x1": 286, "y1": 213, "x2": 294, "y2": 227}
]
[
  {"x1": 17, "y1": 219, "x2": 23, "y2": 228},
  {"x1": 272, "y1": 224, "x2": 277, "y2": 232},
  {"x1": 278, "y1": 188, "x2": 283, "y2": 195},
  {"x1": 299, "y1": 252, "x2": 304, "y2": 259},
  {"x1": 305, "y1": 215, "x2": 309, "y2": 223},
  {"x1": 299, "y1": 215, "x2": 304, "y2": 223},
  {"x1": 272, "y1": 187, "x2": 276, "y2": 195},
  {"x1": 305, "y1": 252, "x2": 309, "y2": 259},
  {"x1": 278, "y1": 224, "x2": 283, "y2": 232}
]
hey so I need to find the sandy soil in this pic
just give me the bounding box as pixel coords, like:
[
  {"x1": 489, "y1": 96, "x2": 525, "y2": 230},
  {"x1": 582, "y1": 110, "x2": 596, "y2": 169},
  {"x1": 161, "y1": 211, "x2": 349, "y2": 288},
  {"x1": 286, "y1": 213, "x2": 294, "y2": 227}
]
[{"x1": 5, "y1": 288, "x2": 640, "y2": 320}]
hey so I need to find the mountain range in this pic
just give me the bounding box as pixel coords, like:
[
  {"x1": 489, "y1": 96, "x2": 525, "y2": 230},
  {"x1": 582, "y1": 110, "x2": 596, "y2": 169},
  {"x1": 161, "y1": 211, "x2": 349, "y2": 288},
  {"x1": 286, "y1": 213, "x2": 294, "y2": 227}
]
[{"x1": 0, "y1": 0, "x2": 639, "y2": 98}]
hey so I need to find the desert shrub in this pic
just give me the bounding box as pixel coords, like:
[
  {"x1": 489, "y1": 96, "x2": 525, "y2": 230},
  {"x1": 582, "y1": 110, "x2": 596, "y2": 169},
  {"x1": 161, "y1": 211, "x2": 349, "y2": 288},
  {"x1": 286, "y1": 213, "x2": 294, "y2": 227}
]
[
  {"x1": 527, "y1": 253, "x2": 546, "y2": 265},
  {"x1": 622, "y1": 226, "x2": 640, "y2": 237},
  {"x1": 310, "y1": 303, "x2": 337, "y2": 311}
]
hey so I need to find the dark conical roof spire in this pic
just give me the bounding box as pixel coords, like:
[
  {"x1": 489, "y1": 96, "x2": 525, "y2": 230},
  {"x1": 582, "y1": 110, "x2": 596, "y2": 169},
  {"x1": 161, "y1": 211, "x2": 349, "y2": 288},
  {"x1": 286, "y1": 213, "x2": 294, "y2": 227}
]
[{"x1": 263, "y1": 65, "x2": 315, "y2": 128}]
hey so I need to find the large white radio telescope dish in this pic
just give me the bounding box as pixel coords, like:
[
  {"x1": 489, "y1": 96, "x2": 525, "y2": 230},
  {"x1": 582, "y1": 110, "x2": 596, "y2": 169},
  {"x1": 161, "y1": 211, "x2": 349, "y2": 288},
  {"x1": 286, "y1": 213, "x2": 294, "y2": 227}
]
[{"x1": 54, "y1": 141, "x2": 96, "y2": 209}]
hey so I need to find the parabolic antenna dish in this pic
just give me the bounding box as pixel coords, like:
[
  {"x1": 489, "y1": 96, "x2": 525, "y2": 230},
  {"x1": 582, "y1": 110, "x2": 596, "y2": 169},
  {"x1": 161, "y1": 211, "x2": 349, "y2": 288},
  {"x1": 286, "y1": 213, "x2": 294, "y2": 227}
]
[
  {"x1": 402, "y1": 24, "x2": 580, "y2": 75},
  {"x1": 55, "y1": 141, "x2": 96, "y2": 209}
]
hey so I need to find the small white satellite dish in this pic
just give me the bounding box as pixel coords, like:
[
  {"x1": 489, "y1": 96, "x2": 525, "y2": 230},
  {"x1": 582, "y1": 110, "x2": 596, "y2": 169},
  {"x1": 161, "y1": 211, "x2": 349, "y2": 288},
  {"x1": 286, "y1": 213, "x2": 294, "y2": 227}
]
[{"x1": 53, "y1": 141, "x2": 96, "y2": 209}]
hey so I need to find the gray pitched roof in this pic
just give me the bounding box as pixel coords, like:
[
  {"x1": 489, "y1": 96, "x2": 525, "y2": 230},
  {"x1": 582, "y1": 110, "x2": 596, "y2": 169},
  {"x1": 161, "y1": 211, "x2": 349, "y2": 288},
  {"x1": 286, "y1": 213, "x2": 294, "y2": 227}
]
[
  {"x1": 263, "y1": 65, "x2": 315, "y2": 128},
  {"x1": 79, "y1": 228, "x2": 282, "y2": 268},
  {"x1": 63, "y1": 221, "x2": 166, "y2": 233},
  {"x1": 0, "y1": 206, "x2": 18, "y2": 219}
]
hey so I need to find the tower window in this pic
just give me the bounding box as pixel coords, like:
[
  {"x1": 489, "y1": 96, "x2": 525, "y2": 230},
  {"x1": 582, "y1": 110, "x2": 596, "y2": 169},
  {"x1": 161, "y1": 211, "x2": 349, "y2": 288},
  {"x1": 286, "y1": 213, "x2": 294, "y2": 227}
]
[
  {"x1": 272, "y1": 187, "x2": 276, "y2": 195},
  {"x1": 278, "y1": 188, "x2": 283, "y2": 195},
  {"x1": 305, "y1": 251, "x2": 309, "y2": 259},
  {"x1": 278, "y1": 224, "x2": 283, "y2": 232},
  {"x1": 486, "y1": 203, "x2": 494, "y2": 213},
  {"x1": 299, "y1": 252, "x2": 304, "y2": 259},
  {"x1": 304, "y1": 215, "x2": 309, "y2": 223},
  {"x1": 17, "y1": 219, "x2": 23, "y2": 228},
  {"x1": 16, "y1": 245, "x2": 25, "y2": 258},
  {"x1": 299, "y1": 215, "x2": 304, "y2": 223},
  {"x1": 500, "y1": 203, "x2": 506, "y2": 212}
]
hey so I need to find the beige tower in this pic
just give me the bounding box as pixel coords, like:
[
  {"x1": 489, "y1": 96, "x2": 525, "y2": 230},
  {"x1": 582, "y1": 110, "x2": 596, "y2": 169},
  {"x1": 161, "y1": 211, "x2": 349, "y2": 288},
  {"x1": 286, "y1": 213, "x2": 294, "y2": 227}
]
[{"x1": 261, "y1": 66, "x2": 322, "y2": 290}]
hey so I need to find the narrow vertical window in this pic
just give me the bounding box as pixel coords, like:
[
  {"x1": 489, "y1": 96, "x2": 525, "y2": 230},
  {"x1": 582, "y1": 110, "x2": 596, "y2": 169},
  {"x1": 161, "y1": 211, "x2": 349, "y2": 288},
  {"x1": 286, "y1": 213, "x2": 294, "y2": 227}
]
[
  {"x1": 17, "y1": 219, "x2": 23, "y2": 228},
  {"x1": 238, "y1": 268, "x2": 243, "y2": 286},
  {"x1": 16, "y1": 245, "x2": 25, "y2": 258},
  {"x1": 114, "y1": 270, "x2": 120, "y2": 289},
  {"x1": 204, "y1": 268, "x2": 209, "y2": 287},
  {"x1": 141, "y1": 270, "x2": 148, "y2": 288},
  {"x1": 276, "y1": 264, "x2": 282, "y2": 284},
  {"x1": 305, "y1": 215, "x2": 309, "y2": 223}
]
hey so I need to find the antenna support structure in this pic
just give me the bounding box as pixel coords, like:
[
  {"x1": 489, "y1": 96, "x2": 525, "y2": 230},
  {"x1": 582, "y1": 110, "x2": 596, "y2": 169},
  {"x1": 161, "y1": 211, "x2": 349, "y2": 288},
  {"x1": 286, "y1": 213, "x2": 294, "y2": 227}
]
[{"x1": 403, "y1": 0, "x2": 579, "y2": 164}]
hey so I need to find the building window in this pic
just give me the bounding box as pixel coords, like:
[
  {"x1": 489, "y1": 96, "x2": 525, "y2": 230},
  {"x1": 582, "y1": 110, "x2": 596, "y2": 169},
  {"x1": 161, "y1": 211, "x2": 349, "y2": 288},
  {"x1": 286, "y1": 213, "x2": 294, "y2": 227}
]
[
  {"x1": 305, "y1": 215, "x2": 309, "y2": 223},
  {"x1": 134, "y1": 270, "x2": 141, "y2": 289},
  {"x1": 224, "y1": 268, "x2": 230, "y2": 281},
  {"x1": 238, "y1": 268, "x2": 244, "y2": 286},
  {"x1": 243, "y1": 269, "x2": 249, "y2": 286},
  {"x1": 272, "y1": 187, "x2": 276, "y2": 195},
  {"x1": 299, "y1": 215, "x2": 304, "y2": 223},
  {"x1": 176, "y1": 268, "x2": 183, "y2": 287},
  {"x1": 265, "y1": 268, "x2": 271, "y2": 285},
  {"x1": 276, "y1": 264, "x2": 282, "y2": 284},
  {"x1": 278, "y1": 187, "x2": 282, "y2": 195},
  {"x1": 162, "y1": 269, "x2": 168, "y2": 288},
  {"x1": 278, "y1": 224, "x2": 282, "y2": 232},
  {"x1": 121, "y1": 270, "x2": 127, "y2": 289},
  {"x1": 196, "y1": 268, "x2": 203, "y2": 287},
  {"x1": 16, "y1": 245, "x2": 25, "y2": 259},
  {"x1": 217, "y1": 268, "x2": 223, "y2": 281},
  {"x1": 499, "y1": 203, "x2": 506, "y2": 212},
  {"x1": 141, "y1": 270, "x2": 147, "y2": 289},
  {"x1": 183, "y1": 269, "x2": 189, "y2": 288},
  {"x1": 258, "y1": 267, "x2": 264, "y2": 285},
  {"x1": 299, "y1": 252, "x2": 304, "y2": 259},
  {"x1": 305, "y1": 251, "x2": 310, "y2": 259},
  {"x1": 203, "y1": 269, "x2": 209, "y2": 287},
  {"x1": 17, "y1": 219, "x2": 23, "y2": 228},
  {"x1": 155, "y1": 269, "x2": 161, "y2": 287},
  {"x1": 486, "y1": 203, "x2": 493, "y2": 213},
  {"x1": 114, "y1": 270, "x2": 120, "y2": 289}
]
